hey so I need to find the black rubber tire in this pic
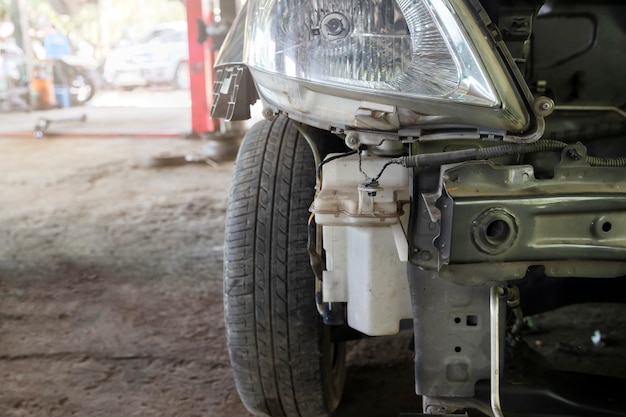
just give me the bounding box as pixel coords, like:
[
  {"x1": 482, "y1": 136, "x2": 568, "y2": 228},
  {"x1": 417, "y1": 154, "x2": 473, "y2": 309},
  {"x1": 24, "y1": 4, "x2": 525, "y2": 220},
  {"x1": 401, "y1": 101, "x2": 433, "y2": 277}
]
[{"x1": 224, "y1": 116, "x2": 346, "y2": 417}]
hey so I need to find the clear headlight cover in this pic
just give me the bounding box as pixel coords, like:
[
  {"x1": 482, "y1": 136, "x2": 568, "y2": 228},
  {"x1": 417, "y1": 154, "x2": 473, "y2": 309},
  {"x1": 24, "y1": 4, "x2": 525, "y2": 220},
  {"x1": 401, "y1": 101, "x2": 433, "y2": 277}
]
[{"x1": 245, "y1": 0, "x2": 498, "y2": 107}]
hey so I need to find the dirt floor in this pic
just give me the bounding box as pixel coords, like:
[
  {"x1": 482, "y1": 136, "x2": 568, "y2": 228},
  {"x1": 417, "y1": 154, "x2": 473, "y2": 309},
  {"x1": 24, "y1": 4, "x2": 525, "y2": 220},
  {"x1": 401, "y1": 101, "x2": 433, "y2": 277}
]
[{"x1": 0, "y1": 136, "x2": 419, "y2": 417}]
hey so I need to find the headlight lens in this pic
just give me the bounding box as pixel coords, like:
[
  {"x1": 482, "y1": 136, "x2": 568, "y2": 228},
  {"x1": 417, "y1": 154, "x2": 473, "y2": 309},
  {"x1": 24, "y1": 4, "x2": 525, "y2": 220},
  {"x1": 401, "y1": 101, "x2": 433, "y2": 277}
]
[{"x1": 245, "y1": 0, "x2": 497, "y2": 107}]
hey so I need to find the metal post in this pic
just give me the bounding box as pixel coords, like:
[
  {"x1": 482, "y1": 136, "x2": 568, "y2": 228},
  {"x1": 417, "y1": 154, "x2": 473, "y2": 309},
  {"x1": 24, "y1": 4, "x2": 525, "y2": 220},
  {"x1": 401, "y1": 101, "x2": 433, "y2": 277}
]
[
  {"x1": 490, "y1": 286, "x2": 505, "y2": 417},
  {"x1": 186, "y1": 0, "x2": 218, "y2": 135},
  {"x1": 14, "y1": 0, "x2": 34, "y2": 104}
]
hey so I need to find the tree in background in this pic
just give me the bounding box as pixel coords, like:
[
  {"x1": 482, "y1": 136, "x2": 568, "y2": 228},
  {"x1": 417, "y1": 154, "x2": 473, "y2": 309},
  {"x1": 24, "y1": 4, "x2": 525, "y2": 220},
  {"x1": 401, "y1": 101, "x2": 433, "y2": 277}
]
[{"x1": 0, "y1": 0, "x2": 185, "y2": 60}]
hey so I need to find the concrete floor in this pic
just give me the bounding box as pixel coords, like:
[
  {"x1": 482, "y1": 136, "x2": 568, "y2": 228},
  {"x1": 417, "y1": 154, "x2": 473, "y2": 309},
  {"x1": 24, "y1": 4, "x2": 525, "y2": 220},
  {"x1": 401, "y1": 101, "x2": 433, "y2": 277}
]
[{"x1": 0, "y1": 89, "x2": 192, "y2": 138}]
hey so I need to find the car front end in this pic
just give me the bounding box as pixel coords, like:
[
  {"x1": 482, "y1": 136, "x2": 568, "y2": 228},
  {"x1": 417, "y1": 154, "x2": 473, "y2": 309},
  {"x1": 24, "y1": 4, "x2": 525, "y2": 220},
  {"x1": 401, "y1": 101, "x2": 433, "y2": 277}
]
[{"x1": 215, "y1": 1, "x2": 626, "y2": 416}]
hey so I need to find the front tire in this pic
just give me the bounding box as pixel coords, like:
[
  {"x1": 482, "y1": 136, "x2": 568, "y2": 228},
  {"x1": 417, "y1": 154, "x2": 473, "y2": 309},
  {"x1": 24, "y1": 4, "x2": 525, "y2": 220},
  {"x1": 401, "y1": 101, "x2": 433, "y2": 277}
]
[{"x1": 224, "y1": 116, "x2": 345, "y2": 417}]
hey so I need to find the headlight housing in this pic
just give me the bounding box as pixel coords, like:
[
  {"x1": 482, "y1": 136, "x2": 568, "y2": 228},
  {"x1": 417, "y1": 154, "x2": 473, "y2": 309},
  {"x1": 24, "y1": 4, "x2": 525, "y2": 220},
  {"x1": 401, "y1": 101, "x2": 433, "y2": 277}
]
[
  {"x1": 240, "y1": 0, "x2": 543, "y2": 140},
  {"x1": 248, "y1": 0, "x2": 496, "y2": 106}
]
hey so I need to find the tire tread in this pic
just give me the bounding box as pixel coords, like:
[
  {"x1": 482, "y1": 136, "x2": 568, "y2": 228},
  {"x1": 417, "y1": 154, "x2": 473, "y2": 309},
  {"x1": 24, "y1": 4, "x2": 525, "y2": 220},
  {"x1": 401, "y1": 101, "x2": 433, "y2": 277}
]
[{"x1": 224, "y1": 117, "x2": 340, "y2": 417}]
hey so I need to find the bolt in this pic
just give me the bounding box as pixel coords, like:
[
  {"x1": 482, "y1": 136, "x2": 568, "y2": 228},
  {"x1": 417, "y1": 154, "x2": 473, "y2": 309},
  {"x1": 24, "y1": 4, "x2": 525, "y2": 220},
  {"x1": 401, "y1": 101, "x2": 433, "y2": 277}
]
[
  {"x1": 534, "y1": 96, "x2": 554, "y2": 115},
  {"x1": 345, "y1": 132, "x2": 360, "y2": 149},
  {"x1": 567, "y1": 148, "x2": 583, "y2": 161},
  {"x1": 419, "y1": 250, "x2": 433, "y2": 261},
  {"x1": 262, "y1": 108, "x2": 276, "y2": 121}
]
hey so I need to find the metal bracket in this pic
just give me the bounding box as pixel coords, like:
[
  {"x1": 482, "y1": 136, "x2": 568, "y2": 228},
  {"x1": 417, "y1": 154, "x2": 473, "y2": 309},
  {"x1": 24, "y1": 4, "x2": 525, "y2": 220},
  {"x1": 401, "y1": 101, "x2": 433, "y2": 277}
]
[{"x1": 490, "y1": 286, "x2": 506, "y2": 417}]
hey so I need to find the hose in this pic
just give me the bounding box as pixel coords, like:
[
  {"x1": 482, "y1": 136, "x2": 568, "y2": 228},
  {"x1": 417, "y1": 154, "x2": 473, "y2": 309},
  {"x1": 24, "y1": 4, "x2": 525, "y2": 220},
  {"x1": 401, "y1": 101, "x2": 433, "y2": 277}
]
[
  {"x1": 372, "y1": 140, "x2": 626, "y2": 180},
  {"x1": 586, "y1": 156, "x2": 626, "y2": 167},
  {"x1": 395, "y1": 140, "x2": 569, "y2": 168}
]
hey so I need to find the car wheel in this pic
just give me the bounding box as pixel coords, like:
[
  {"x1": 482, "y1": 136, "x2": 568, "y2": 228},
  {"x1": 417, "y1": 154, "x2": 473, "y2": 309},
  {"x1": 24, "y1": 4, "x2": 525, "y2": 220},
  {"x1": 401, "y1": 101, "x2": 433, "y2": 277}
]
[
  {"x1": 173, "y1": 61, "x2": 189, "y2": 90},
  {"x1": 70, "y1": 74, "x2": 96, "y2": 105},
  {"x1": 224, "y1": 116, "x2": 346, "y2": 417}
]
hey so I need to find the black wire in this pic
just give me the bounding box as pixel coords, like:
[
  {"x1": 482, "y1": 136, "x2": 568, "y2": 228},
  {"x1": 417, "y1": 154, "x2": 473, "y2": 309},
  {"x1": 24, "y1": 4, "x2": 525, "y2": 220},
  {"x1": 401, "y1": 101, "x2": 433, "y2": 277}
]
[
  {"x1": 317, "y1": 150, "x2": 358, "y2": 181},
  {"x1": 318, "y1": 140, "x2": 626, "y2": 187},
  {"x1": 373, "y1": 159, "x2": 402, "y2": 182}
]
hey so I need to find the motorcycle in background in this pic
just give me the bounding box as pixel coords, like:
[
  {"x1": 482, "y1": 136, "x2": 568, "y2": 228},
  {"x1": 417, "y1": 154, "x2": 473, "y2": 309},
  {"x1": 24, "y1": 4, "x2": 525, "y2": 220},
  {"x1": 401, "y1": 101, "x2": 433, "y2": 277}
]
[
  {"x1": 54, "y1": 54, "x2": 98, "y2": 106},
  {"x1": 41, "y1": 26, "x2": 99, "y2": 107}
]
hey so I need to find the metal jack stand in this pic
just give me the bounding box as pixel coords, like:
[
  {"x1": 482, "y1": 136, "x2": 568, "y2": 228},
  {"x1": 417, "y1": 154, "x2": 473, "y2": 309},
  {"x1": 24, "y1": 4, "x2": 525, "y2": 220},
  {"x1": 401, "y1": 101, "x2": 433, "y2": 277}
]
[{"x1": 34, "y1": 113, "x2": 87, "y2": 138}]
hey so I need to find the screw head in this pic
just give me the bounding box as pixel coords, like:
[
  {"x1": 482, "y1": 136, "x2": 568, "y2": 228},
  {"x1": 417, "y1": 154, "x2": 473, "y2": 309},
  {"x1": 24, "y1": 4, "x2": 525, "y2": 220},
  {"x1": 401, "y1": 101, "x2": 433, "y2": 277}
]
[
  {"x1": 419, "y1": 250, "x2": 433, "y2": 261},
  {"x1": 261, "y1": 108, "x2": 276, "y2": 121},
  {"x1": 345, "y1": 132, "x2": 360, "y2": 149},
  {"x1": 567, "y1": 148, "x2": 583, "y2": 161}
]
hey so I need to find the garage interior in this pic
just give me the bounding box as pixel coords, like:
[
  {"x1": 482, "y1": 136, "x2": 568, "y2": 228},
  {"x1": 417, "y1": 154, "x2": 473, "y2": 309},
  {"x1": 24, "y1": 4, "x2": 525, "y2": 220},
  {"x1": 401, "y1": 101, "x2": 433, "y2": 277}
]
[{"x1": 2, "y1": 1, "x2": 625, "y2": 417}]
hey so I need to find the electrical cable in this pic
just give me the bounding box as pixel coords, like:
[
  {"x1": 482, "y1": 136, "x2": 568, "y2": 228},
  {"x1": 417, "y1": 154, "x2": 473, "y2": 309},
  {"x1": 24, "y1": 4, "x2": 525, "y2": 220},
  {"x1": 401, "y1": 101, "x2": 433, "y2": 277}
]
[
  {"x1": 396, "y1": 140, "x2": 569, "y2": 168},
  {"x1": 317, "y1": 150, "x2": 358, "y2": 182},
  {"x1": 370, "y1": 140, "x2": 626, "y2": 181}
]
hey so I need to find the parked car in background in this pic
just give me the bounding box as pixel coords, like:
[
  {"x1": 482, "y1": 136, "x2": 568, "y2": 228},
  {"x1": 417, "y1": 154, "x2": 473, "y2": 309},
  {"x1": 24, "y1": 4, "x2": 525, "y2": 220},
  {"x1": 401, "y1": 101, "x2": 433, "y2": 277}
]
[{"x1": 103, "y1": 22, "x2": 189, "y2": 90}]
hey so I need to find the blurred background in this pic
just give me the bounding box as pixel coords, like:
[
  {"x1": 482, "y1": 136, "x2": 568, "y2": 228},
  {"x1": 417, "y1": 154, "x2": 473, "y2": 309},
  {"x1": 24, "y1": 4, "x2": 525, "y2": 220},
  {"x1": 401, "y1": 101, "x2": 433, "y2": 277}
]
[
  {"x1": 0, "y1": 0, "x2": 191, "y2": 111},
  {"x1": 0, "y1": 0, "x2": 187, "y2": 61},
  {"x1": 0, "y1": 0, "x2": 246, "y2": 118},
  {"x1": 0, "y1": 0, "x2": 251, "y2": 146}
]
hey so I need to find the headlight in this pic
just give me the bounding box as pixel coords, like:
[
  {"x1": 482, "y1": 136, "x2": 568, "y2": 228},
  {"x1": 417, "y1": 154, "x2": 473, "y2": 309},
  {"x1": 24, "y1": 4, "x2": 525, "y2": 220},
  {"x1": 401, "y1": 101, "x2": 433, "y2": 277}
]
[
  {"x1": 243, "y1": 0, "x2": 543, "y2": 140},
  {"x1": 247, "y1": 0, "x2": 495, "y2": 106}
]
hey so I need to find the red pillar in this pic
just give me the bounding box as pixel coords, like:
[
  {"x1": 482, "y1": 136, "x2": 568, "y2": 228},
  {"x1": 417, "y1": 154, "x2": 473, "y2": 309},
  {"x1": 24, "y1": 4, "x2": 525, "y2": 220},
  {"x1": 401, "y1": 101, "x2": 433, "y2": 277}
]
[{"x1": 186, "y1": 0, "x2": 218, "y2": 135}]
